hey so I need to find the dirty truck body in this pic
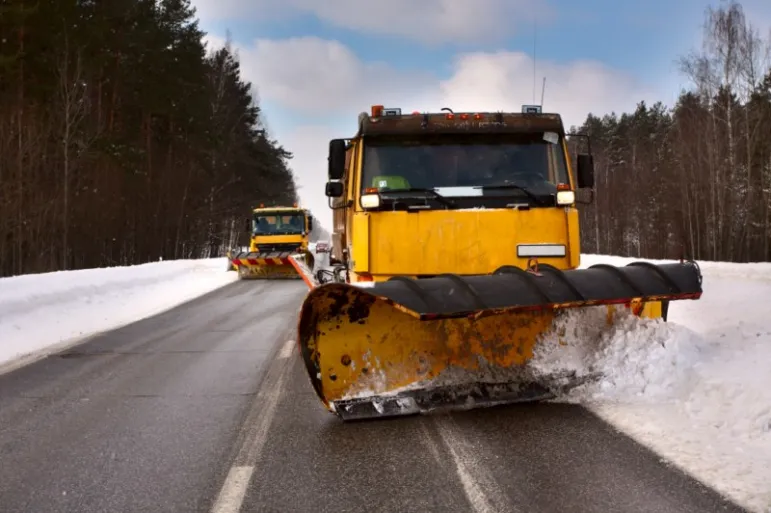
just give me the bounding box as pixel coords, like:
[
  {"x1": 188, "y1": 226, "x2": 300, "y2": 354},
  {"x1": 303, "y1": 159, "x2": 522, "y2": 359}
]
[
  {"x1": 295, "y1": 105, "x2": 703, "y2": 421},
  {"x1": 231, "y1": 206, "x2": 315, "y2": 279}
]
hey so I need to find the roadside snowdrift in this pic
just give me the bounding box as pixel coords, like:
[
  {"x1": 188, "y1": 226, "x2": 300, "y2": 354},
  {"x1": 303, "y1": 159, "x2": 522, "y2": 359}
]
[
  {"x1": 530, "y1": 254, "x2": 771, "y2": 512},
  {"x1": 0, "y1": 258, "x2": 237, "y2": 369}
]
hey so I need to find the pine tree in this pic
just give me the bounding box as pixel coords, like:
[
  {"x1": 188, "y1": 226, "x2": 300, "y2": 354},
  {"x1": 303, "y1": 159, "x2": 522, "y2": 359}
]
[{"x1": 0, "y1": 0, "x2": 300, "y2": 276}]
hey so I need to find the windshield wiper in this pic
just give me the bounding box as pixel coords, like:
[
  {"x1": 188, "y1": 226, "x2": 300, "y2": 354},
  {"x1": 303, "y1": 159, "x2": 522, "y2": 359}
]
[
  {"x1": 473, "y1": 184, "x2": 548, "y2": 206},
  {"x1": 381, "y1": 188, "x2": 456, "y2": 207}
]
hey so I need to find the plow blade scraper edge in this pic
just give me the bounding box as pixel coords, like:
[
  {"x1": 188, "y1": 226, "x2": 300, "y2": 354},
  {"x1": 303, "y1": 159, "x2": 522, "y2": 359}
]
[{"x1": 297, "y1": 261, "x2": 703, "y2": 421}]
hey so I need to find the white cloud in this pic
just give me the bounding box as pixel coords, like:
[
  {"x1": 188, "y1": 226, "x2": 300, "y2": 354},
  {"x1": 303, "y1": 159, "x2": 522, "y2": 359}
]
[
  {"x1": 209, "y1": 36, "x2": 660, "y2": 231},
  {"x1": 193, "y1": 0, "x2": 554, "y2": 45},
  {"x1": 279, "y1": 125, "x2": 337, "y2": 230},
  {"x1": 234, "y1": 37, "x2": 436, "y2": 115},
  {"x1": 235, "y1": 37, "x2": 656, "y2": 126},
  {"x1": 287, "y1": 0, "x2": 554, "y2": 45},
  {"x1": 438, "y1": 52, "x2": 655, "y2": 129}
]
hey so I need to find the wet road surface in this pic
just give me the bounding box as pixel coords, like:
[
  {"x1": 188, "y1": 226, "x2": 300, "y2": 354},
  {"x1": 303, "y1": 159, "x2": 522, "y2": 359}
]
[{"x1": 0, "y1": 280, "x2": 749, "y2": 513}]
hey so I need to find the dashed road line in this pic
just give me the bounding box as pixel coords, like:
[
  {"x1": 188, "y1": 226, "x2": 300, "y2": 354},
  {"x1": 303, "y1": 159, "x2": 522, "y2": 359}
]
[
  {"x1": 432, "y1": 417, "x2": 518, "y2": 513},
  {"x1": 210, "y1": 466, "x2": 255, "y2": 513},
  {"x1": 209, "y1": 338, "x2": 292, "y2": 513},
  {"x1": 277, "y1": 339, "x2": 295, "y2": 359}
]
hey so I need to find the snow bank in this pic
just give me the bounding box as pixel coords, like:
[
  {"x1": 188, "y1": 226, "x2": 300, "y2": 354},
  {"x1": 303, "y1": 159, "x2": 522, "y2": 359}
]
[
  {"x1": 530, "y1": 253, "x2": 771, "y2": 512},
  {"x1": 0, "y1": 258, "x2": 237, "y2": 369}
]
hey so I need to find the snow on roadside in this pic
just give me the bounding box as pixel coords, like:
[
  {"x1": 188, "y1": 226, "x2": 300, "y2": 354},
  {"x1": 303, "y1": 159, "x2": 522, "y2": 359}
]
[
  {"x1": 531, "y1": 253, "x2": 771, "y2": 513},
  {"x1": 0, "y1": 258, "x2": 238, "y2": 369}
]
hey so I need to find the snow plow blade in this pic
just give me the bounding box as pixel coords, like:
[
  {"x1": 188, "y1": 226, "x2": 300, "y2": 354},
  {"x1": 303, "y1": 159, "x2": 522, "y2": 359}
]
[
  {"x1": 231, "y1": 250, "x2": 313, "y2": 280},
  {"x1": 297, "y1": 261, "x2": 703, "y2": 421},
  {"x1": 288, "y1": 253, "x2": 320, "y2": 289}
]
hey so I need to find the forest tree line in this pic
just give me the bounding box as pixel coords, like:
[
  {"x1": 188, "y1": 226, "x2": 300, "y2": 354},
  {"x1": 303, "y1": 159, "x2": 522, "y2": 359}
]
[
  {"x1": 570, "y1": 0, "x2": 771, "y2": 263},
  {"x1": 2, "y1": 0, "x2": 768, "y2": 279},
  {"x1": 0, "y1": 0, "x2": 300, "y2": 277}
]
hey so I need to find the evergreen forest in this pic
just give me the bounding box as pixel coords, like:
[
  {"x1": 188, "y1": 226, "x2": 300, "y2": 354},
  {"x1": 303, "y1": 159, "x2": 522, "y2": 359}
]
[
  {"x1": 0, "y1": 0, "x2": 299, "y2": 276},
  {"x1": 1, "y1": 0, "x2": 769, "y2": 279},
  {"x1": 571, "y1": 1, "x2": 771, "y2": 263}
]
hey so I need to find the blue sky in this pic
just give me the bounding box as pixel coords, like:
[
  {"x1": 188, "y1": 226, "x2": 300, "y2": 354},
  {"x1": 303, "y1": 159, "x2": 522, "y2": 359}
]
[
  {"x1": 191, "y1": 0, "x2": 771, "y2": 230},
  {"x1": 205, "y1": 1, "x2": 700, "y2": 77}
]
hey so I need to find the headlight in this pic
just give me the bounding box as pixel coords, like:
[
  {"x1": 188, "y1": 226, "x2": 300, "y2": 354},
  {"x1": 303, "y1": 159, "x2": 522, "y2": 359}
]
[
  {"x1": 360, "y1": 194, "x2": 380, "y2": 208},
  {"x1": 556, "y1": 190, "x2": 575, "y2": 205}
]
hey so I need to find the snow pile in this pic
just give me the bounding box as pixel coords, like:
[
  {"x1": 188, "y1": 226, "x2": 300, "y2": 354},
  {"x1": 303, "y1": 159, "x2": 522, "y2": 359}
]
[
  {"x1": 530, "y1": 306, "x2": 704, "y2": 402},
  {"x1": 528, "y1": 253, "x2": 771, "y2": 512},
  {"x1": 0, "y1": 258, "x2": 237, "y2": 369}
]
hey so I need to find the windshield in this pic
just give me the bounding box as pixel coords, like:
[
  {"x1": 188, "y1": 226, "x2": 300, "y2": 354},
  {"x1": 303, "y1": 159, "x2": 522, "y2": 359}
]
[
  {"x1": 252, "y1": 213, "x2": 305, "y2": 235},
  {"x1": 360, "y1": 133, "x2": 569, "y2": 202}
]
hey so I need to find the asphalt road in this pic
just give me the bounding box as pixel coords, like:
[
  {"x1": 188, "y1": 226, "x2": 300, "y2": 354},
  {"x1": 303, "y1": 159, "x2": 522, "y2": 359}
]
[{"x1": 0, "y1": 280, "x2": 750, "y2": 513}]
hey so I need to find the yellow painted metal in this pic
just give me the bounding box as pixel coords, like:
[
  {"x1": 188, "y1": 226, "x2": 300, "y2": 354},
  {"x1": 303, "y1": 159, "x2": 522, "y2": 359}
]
[
  {"x1": 299, "y1": 285, "x2": 666, "y2": 410},
  {"x1": 363, "y1": 208, "x2": 572, "y2": 277},
  {"x1": 352, "y1": 140, "x2": 365, "y2": 211},
  {"x1": 242, "y1": 206, "x2": 314, "y2": 279},
  {"x1": 350, "y1": 213, "x2": 370, "y2": 273},
  {"x1": 609, "y1": 298, "x2": 663, "y2": 320},
  {"x1": 250, "y1": 206, "x2": 312, "y2": 253},
  {"x1": 561, "y1": 138, "x2": 576, "y2": 189},
  {"x1": 566, "y1": 208, "x2": 581, "y2": 268},
  {"x1": 250, "y1": 233, "x2": 306, "y2": 249}
]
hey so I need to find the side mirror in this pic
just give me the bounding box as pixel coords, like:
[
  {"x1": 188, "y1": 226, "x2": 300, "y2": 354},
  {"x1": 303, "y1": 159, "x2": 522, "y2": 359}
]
[
  {"x1": 577, "y1": 154, "x2": 595, "y2": 188},
  {"x1": 307, "y1": 216, "x2": 313, "y2": 232},
  {"x1": 326, "y1": 181, "x2": 344, "y2": 197},
  {"x1": 328, "y1": 139, "x2": 346, "y2": 180},
  {"x1": 245, "y1": 218, "x2": 251, "y2": 232}
]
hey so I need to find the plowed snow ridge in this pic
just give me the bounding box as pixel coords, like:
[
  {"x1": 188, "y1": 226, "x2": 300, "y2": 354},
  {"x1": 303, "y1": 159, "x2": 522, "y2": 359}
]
[
  {"x1": 0, "y1": 253, "x2": 769, "y2": 512},
  {"x1": 568, "y1": 254, "x2": 771, "y2": 513}
]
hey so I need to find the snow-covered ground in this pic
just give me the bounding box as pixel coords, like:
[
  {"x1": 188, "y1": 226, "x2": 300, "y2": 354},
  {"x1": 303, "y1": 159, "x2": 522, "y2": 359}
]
[
  {"x1": 0, "y1": 258, "x2": 237, "y2": 371},
  {"x1": 545, "y1": 254, "x2": 771, "y2": 513},
  {"x1": 0, "y1": 252, "x2": 769, "y2": 511}
]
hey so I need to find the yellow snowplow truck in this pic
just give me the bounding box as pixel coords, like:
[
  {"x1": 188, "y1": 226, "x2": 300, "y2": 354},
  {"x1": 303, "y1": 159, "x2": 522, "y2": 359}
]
[
  {"x1": 294, "y1": 104, "x2": 703, "y2": 421},
  {"x1": 230, "y1": 205, "x2": 315, "y2": 279}
]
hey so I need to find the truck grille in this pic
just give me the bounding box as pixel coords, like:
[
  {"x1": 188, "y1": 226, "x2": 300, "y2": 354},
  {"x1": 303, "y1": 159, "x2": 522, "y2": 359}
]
[{"x1": 256, "y1": 243, "x2": 302, "y2": 253}]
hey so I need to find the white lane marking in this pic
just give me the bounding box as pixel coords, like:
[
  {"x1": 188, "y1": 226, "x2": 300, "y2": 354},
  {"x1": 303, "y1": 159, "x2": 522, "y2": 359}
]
[
  {"x1": 278, "y1": 339, "x2": 295, "y2": 359},
  {"x1": 210, "y1": 339, "x2": 291, "y2": 513},
  {"x1": 210, "y1": 466, "x2": 255, "y2": 513},
  {"x1": 236, "y1": 367, "x2": 287, "y2": 465},
  {"x1": 433, "y1": 417, "x2": 517, "y2": 513}
]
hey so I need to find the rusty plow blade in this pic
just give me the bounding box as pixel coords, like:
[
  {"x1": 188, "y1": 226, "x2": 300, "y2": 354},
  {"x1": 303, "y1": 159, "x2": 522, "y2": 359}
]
[{"x1": 297, "y1": 261, "x2": 703, "y2": 421}]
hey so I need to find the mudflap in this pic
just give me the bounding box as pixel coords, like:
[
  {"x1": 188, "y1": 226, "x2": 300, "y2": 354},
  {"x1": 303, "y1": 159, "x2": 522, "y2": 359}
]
[{"x1": 296, "y1": 261, "x2": 703, "y2": 421}]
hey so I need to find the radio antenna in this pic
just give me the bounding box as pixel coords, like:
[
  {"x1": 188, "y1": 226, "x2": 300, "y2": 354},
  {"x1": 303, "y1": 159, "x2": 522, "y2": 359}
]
[
  {"x1": 540, "y1": 77, "x2": 546, "y2": 107},
  {"x1": 532, "y1": 16, "x2": 537, "y2": 103}
]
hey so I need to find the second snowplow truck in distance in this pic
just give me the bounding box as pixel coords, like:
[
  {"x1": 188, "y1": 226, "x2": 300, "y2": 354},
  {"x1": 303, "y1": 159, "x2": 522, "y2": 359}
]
[
  {"x1": 295, "y1": 104, "x2": 704, "y2": 421},
  {"x1": 231, "y1": 204, "x2": 315, "y2": 279}
]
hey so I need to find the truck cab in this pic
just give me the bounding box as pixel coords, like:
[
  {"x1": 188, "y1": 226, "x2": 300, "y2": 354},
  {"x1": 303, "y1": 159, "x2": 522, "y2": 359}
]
[
  {"x1": 249, "y1": 205, "x2": 313, "y2": 254},
  {"x1": 324, "y1": 105, "x2": 595, "y2": 283}
]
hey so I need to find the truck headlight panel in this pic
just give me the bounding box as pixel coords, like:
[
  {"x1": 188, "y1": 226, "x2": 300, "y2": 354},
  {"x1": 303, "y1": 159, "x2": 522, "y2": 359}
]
[
  {"x1": 360, "y1": 194, "x2": 380, "y2": 208},
  {"x1": 556, "y1": 190, "x2": 575, "y2": 205}
]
